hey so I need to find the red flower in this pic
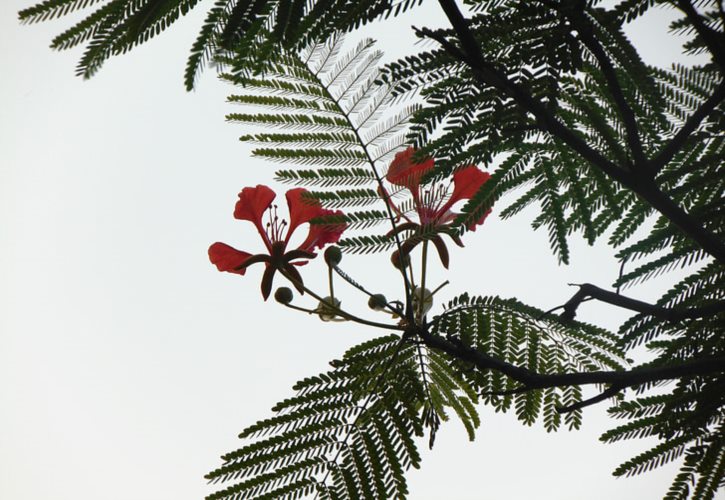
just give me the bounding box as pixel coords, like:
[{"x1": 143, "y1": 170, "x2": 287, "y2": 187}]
[
  {"x1": 209, "y1": 186, "x2": 346, "y2": 300},
  {"x1": 386, "y1": 147, "x2": 435, "y2": 196},
  {"x1": 384, "y1": 147, "x2": 491, "y2": 267}
]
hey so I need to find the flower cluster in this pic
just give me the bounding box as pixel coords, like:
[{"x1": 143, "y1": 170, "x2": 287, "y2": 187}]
[
  {"x1": 209, "y1": 186, "x2": 346, "y2": 300},
  {"x1": 384, "y1": 147, "x2": 491, "y2": 268},
  {"x1": 209, "y1": 148, "x2": 492, "y2": 306}
]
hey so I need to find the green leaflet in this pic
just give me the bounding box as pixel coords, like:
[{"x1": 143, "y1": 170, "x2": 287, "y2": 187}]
[
  {"x1": 19, "y1": 0, "x2": 107, "y2": 23},
  {"x1": 223, "y1": 36, "x2": 415, "y2": 253},
  {"x1": 207, "y1": 333, "x2": 481, "y2": 499},
  {"x1": 431, "y1": 294, "x2": 627, "y2": 430},
  {"x1": 274, "y1": 167, "x2": 375, "y2": 187},
  {"x1": 19, "y1": 0, "x2": 426, "y2": 88}
]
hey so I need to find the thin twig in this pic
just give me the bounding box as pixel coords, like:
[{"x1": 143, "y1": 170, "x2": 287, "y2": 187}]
[
  {"x1": 421, "y1": 328, "x2": 725, "y2": 393},
  {"x1": 556, "y1": 385, "x2": 624, "y2": 414},
  {"x1": 616, "y1": 259, "x2": 627, "y2": 295},
  {"x1": 558, "y1": 283, "x2": 725, "y2": 323},
  {"x1": 333, "y1": 265, "x2": 403, "y2": 316},
  {"x1": 278, "y1": 269, "x2": 403, "y2": 330},
  {"x1": 539, "y1": 0, "x2": 646, "y2": 166}
]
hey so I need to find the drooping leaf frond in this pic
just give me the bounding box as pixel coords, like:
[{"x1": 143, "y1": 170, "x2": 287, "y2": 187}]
[
  {"x1": 207, "y1": 333, "x2": 481, "y2": 499},
  {"x1": 19, "y1": 0, "x2": 106, "y2": 24},
  {"x1": 19, "y1": 0, "x2": 428, "y2": 88}
]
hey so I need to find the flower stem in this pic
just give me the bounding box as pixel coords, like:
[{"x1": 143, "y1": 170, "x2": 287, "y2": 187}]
[
  {"x1": 333, "y1": 266, "x2": 403, "y2": 317},
  {"x1": 431, "y1": 280, "x2": 449, "y2": 296},
  {"x1": 281, "y1": 303, "x2": 317, "y2": 315},
  {"x1": 419, "y1": 240, "x2": 429, "y2": 321},
  {"x1": 278, "y1": 269, "x2": 404, "y2": 331},
  {"x1": 306, "y1": 61, "x2": 413, "y2": 317},
  {"x1": 328, "y1": 265, "x2": 335, "y2": 302},
  {"x1": 407, "y1": 261, "x2": 417, "y2": 290}
]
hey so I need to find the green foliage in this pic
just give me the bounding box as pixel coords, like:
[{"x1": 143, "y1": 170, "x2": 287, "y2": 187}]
[
  {"x1": 375, "y1": 3, "x2": 725, "y2": 496},
  {"x1": 326, "y1": 210, "x2": 390, "y2": 230},
  {"x1": 606, "y1": 259, "x2": 725, "y2": 497},
  {"x1": 379, "y1": 4, "x2": 724, "y2": 272},
  {"x1": 19, "y1": 0, "x2": 106, "y2": 24},
  {"x1": 19, "y1": 0, "x2": 204, "y2": 78},
  {"x1": 336, "y1": 234, "x2": 394, "y2": 254},
  {"x1": 21, "y1": 0, "x2": 725, "y2": 497},
  {"x1": 206, "y1": 334, "x2": 481, "y2": 499},
  {"x1": 222, "y1": 36, "x2": 414, "y2": 254},
  {"x1": 19, "y1": 0, "x2": 425, "y2": 88},
  {"x1": 206, "y1": 291, "x2": 629, "y2": 498},
  {"x1": 274, "y1": 167, "x2": 375, "y2": 187},
  {"x1": 431, "y1": 294, "x2": 626, "y2": 431}
]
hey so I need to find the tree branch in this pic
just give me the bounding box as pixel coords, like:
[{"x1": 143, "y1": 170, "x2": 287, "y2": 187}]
[
  {"x1": 481, "y1": 381, "x2": 625, "y2": 413},
  {"x1": 432, "y1": 0, "x2": 725, "y2": 263},
  {"x1": 675, "y1": 0, "x2": 725, "y2": 70},
  {"x1": 419, "y1": 329, "x2": 725, "y2": 394},
  {"x1": 418, "y1": 13, "x2": 633, "y2": 185},
  {"x1": 556, "y1": 283, "x2": 725, "y2": 322},
  {"x1": 556, "y1": 384, "x2": 624, "y2": 414},
  {"x1": 651, "y1": 79, "x2": 725, "y2": 174},
  {"x1": 542, "y1": 0, "x2": 646, "y2": 167}
]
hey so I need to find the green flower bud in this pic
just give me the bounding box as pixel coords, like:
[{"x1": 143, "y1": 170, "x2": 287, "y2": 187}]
[
  {"x1": 413, "y1": 287, "x2": 433, "y2": 316},
  {"x1": 274, "y1": 287, "x2": 294, "y2": 304},
  {"x1": 368, "y1": 294, "x2": 388, "y2": 311},
  {"x1": 316, "y1": 296, "x2": 344, "y2": 322},
  {"x1": 324, "y1": 246, "x2": 342, "y2": 267}
]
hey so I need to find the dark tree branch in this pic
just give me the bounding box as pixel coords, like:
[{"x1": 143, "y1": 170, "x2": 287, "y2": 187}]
[
  {"x1": 651, "y1": 79, "x2": 725, "y2": 174},
  {"x1": 575, "y1": 26, "x2": 645, "y2": 167},
  {"x1": 540, "y1": 0, "x2": 646, "y2": 167},
  {"x1": 419, "y1": 329, "x2": 725, "y2": 394},
  {"x1": 418, "y1": 13, "x2": 633, "y2": 185},
  {"x1": 432, "y1": 0, "x2": 725, "y2": 263},
  {"x1": 556, "y1": 384, "x2": 624, "y2": 414},
  {"x1": 557, "y1": 283, "x2": 725, "y2": 322},
  {"x1": 482, "y1": 380, "x2": 625, "y2": 413},
  {"x1": 634, "y1": 179, "x2": 725, "y2": 263},
  {"x1": 675, "y1": 0, "x2": 725, "y2": 70}
]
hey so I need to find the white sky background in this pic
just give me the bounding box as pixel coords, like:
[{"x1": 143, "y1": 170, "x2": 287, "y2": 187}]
[{"x1": 2, "y1": 1, "x2": 721, "y2": 499}]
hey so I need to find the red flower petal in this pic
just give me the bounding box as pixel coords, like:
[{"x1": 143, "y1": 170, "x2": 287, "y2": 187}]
[
  {"x1": 385, "y1": 147, "x2": 434, "y2": 192},
  {"x1": 468, "y1": 207, "x2": 493, "y2": 231},
  {"x1": 438, "y1": 166, "x2": 491, "y2": 216},
  {"x1": 285, "y1": 188, "x2": 325, "y2": 241},
  {"x1": 234, "y1": 185, "x2": 276, "y2": 224},
  {"x1": 450, "y1": 166, "x2": 491, "y2": 203},
  {"x1": 298, "y1": 209, "x2": 347, "y2": 251},
  {"x1": 208, "y1": 242, "x2": 253, "y2": 275}
]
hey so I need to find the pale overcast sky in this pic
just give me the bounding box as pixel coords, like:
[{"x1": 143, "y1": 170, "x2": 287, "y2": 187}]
[{"x1": 1, "y1": 1, "x2": 720, "y2": 499}]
